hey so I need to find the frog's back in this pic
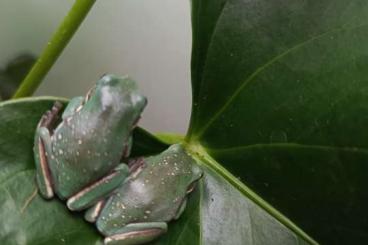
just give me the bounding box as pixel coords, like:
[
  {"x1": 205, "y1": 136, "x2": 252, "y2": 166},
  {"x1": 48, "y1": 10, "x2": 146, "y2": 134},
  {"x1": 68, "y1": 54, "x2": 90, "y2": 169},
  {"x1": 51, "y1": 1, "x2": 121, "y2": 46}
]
[{"x1": 49, "y1": 111, "x2": 130, "y2": 199}]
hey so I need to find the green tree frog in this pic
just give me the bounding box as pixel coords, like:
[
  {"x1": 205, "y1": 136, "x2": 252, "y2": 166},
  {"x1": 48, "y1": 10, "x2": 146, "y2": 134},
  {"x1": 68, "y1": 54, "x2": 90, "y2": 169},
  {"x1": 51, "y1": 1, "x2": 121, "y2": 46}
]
[
  {"x1": 85, "y1": 144, "x2": 203, "y2": 245},
  {"x1": 33, "y1": 74, "x2": 147, "y2": 211}
]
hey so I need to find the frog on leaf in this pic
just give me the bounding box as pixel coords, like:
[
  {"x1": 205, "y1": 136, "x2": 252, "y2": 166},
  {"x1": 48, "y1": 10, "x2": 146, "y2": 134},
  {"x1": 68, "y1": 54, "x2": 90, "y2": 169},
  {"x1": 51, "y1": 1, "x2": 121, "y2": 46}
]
[
  {"x1": 85, "y1": 144, "x2": 203, "y2": 245},
  {"x1": 33, "y1": 74, "x2": 147, "y2": 211}
]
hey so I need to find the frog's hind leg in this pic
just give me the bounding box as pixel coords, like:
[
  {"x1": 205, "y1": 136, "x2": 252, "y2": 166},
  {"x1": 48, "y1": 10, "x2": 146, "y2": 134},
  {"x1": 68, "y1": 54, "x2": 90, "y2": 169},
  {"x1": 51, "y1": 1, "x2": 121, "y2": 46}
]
[
  {"x1": 104, "y1": 222, "x2": 168, "y2": 245},
  {"x1": 67, "y1": 164, "x2": 130, "y2": 211},
  {"x1": 85, "y1": 199, "x2": 106, "y2": 223},
  {"x1": 33, "y1": 102, "x2": 63, "y2": 199}
]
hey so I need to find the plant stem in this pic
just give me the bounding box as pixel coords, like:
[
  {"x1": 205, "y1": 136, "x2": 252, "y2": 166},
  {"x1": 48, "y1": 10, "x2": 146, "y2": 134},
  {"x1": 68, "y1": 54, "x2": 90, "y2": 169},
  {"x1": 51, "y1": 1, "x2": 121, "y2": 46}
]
[{"x1": 12, "y1": 0, "x2": 97, "y2": 99}]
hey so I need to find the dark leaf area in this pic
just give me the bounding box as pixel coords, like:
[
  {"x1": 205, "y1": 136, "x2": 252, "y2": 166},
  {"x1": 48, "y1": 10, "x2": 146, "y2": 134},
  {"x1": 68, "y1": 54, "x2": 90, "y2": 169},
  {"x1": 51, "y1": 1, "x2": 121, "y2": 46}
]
[
  {"x1": 0, "y1": 54, "x2": 36, "y2": 100},
  {"x1": 189, "y1": 0, "x2": 368, "y2": 243}
]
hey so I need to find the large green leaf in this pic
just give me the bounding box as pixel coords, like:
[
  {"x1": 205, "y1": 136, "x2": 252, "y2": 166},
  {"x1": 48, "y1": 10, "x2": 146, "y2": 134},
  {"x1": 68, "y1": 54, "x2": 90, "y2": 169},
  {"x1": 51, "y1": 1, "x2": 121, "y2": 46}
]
[
  {"x1": 188, "y1": 0, "x2": 368, "y2": 243},
  {"x1": 0, "y1": 98, "x2": 314, "y2": 244}
]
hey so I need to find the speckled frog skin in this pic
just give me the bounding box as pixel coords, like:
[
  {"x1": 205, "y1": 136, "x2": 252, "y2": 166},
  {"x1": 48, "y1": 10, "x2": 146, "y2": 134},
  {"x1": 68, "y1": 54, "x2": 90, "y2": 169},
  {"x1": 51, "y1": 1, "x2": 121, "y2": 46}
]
[
  {"x1": 33, "y1": 74, "x2": 147, "y2": 211},
  {"x1": 85, "y1": 144, "x2": 203, "y2": 245}
]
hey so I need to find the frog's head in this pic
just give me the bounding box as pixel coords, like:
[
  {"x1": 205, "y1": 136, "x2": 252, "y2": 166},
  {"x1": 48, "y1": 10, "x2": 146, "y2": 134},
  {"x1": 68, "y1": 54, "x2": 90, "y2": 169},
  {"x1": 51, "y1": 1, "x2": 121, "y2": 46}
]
[
  {"x1": 83, "y1": 74, "x2": 147, "y2": 122},
  {"x1": 167, "y1": 144, "x2": 204, "y2": 190}
]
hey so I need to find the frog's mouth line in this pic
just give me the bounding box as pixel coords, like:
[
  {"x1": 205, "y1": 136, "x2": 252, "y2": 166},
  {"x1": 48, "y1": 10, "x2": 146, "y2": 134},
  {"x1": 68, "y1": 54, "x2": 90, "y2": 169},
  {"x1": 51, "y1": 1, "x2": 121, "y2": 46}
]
[
  {"x1": 74, "y1": 85, "x2": 97, "y2": 114},
  {"x1": 83, "y1": 85, "x2": 97, "y2": 104}
]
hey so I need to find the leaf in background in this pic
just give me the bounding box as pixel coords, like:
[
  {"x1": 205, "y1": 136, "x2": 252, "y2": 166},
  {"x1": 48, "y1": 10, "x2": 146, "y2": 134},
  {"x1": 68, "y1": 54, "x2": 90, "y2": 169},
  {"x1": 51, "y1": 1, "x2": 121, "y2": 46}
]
[
  {"x1": 0, "y1": 54, "x2": 36, "y2": 100},
  {"x1": 0, "y1": 98, "x2": 314, "y2": 244},
  {"x1": 188, "y1": 0, "x2": 368, "y2": 243}
]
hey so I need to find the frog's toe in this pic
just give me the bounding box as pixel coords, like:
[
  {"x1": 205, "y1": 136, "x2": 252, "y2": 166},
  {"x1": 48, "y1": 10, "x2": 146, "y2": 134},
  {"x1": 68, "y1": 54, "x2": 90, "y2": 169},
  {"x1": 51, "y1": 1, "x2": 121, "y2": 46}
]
[{"x1": 104, "y1": 222, "x2": 167, "y2": 245}]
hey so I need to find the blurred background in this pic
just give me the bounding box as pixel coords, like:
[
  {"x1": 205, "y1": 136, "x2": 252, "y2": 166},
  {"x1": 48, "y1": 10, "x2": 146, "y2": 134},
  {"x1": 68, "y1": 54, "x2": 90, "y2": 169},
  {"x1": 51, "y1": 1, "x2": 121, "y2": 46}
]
[{"x1": 0, "y1": 0, "x2": 192, "y2": 134}]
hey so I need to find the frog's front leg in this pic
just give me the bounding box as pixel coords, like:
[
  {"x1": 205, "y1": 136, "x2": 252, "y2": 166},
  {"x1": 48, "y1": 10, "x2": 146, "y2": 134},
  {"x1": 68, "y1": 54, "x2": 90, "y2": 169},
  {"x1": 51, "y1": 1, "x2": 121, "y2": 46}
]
[
  {"x1": 67, "y1": 164, "x2": 130, "y2": 211},
  {"x1": 104, "y1": 222, "x2": 168, "y2": 245},
  {"x1": 33, "y1": 102, "x2": 63, "y2": 199},
  {"x1": 61, "y1": 96, "x2": 84, "y2": 119},
  {"x1": 85, "y1": 199, "x2": 106, "y2": 223},
  {"x1": 174, "y1": 197, "x2": 187, "y2": 220}
]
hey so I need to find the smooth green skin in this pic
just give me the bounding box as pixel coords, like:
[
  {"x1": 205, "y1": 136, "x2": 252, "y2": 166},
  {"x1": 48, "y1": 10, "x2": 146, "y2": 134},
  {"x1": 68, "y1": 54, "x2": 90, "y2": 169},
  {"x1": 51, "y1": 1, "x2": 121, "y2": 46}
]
[
  {"x1": 33, "y1": 74, "x2": 147, "y2": 208},
  {"x1": 92, "y1": 144, "x2": 203, "y2": 245}
]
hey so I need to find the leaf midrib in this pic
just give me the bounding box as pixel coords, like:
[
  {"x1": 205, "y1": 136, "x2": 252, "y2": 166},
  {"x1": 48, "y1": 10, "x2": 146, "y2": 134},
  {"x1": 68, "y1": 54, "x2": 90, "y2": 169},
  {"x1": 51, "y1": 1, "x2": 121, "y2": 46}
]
[
  {"x1": 192, "y1": 21, "x2": 368, "y2": 140},
  {"x1": 207, "y1": 142, "x2": 368, "y2": 155},
  {"x1": 186, "y1": 142, "x2": 318, "y2": 244}
]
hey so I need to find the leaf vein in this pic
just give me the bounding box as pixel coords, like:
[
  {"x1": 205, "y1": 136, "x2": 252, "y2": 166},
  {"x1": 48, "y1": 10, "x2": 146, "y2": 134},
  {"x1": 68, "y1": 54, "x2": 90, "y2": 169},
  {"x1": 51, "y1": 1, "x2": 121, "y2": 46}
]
[{"x1": 194, "y1": 22, "x2": 368, "y2": 139}]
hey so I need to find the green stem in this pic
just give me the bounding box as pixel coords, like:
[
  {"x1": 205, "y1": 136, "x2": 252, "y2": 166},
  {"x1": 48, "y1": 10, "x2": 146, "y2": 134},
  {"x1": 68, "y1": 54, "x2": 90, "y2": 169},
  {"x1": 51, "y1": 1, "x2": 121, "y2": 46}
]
[{"x1": 12, "y1": 0, "x2": 97, "y2": 99}]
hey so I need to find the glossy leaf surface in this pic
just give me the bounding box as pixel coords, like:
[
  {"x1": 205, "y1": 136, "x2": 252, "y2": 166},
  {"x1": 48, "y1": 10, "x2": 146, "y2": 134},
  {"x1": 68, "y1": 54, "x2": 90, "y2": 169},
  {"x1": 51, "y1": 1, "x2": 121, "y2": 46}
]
[
  {"x1": 188, "y1": 0, "x2": 368, "y2": 243},
  {"x1": 0, "y1": 98, "x2": 313, "y2": 244}
]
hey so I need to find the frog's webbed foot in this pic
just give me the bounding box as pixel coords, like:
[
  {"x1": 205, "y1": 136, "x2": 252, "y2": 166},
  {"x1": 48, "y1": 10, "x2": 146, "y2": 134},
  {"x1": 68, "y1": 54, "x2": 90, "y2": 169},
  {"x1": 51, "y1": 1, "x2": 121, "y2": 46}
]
[
  {"x1": 104, "y1": 222, "x2": 167, "y2": 245},
  {"x1": 67, "y1": 164, "x2": 130, "y2": 211},
  {"x1": 34, "y1": 102, "x2": 63, "y2": 199}
]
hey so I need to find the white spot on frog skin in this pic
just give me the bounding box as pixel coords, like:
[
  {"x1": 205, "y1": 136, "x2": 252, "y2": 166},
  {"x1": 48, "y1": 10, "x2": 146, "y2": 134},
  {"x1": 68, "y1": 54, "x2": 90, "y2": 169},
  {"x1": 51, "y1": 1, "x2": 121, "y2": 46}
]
[
  {"x1": 108, "y1": 213, "x2": 112, "y2": 217},
  {"x1": 121, "y1": 215, "x2": 126, "y2": 219},
  {"x1": 59, "y1": 149, "x2": 63, "y2": 155},
  {"x1": 76, "y1": 105, "x2": 83, "y2": 112},
  {"x1": 78, "y1": 140, "x2": 82, "y2": 145},
  {"x1": 100, "y1": 86, "x2": 114, "y2": 110},
  {"x1": 144, "y1": 216, "x2": 148, "y2": 219},
  {"x1": 58, "y1": 134, "x2": 62, "y2": 140},
  {"x1": 145, "y1": 210, "x2": 151, "y2": 214},
  {"x1": 76, "y1": 151, "x2": 80, "y2": 156}
]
